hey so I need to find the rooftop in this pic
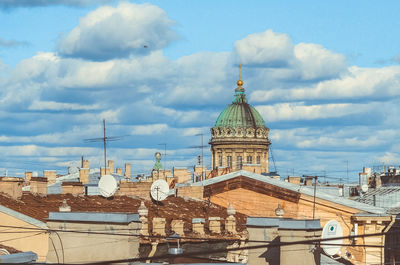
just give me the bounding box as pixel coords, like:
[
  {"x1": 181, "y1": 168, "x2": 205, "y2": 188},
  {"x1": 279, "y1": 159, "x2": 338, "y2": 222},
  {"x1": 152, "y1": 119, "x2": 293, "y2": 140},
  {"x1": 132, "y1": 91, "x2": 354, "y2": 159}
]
[{"x1": 0, "y1": 192, "x2": 246, "y2": 231}]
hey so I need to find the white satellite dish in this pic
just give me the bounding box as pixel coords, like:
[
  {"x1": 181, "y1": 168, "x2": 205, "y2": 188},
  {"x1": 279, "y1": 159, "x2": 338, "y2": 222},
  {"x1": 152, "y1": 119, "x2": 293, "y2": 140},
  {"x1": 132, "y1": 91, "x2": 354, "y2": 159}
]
[
  {"x1": 361, "y1": 184, "x2": 369, "y2": 193},
  {"x1": 150, "y1": 179, "x2": 169, "y2": 201},
  {"x1": 321, "y1": 220, "x2": 343, "y2": 256},
  {"x1": 98, "y1": 174, "x2": 118, "y2": 198}
]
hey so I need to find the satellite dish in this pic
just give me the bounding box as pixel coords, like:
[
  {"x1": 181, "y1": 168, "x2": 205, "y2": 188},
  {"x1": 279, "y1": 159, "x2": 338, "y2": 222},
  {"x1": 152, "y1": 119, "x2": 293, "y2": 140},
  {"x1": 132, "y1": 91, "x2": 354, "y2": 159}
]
[
  {"x1": 321, "y1": 220, "x2": 343, "y2": 256},
  {"x1": 98, "y1": 174, "x2": 118, "y2": 198},
  {"x1": 361, "y1": 184, "x2": 369, "y2": 193},
  {"x1": 150, "y1": 179, "x2": 169, "y2": 201}
]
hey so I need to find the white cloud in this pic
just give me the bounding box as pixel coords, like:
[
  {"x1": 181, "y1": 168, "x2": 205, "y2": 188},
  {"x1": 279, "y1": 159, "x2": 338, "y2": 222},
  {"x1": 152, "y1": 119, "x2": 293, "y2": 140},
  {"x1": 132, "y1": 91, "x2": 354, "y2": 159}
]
[
  {"x1": 131, "y1": 124, "x2": 168, "y2": 135},
  {"x1": 233, "y1": 30, "x2": 294, "y2": 67},
  {"x1": 29, "y1": 100, "x2": 99, "y2": 111},
  {"x1": 57, "y1": 2, "x2": 178, "y2": 60},
  {"x1": 250, "y1": 65, "x2": 400, "y2": 103},
  {"x1": 256, "y1": 102, "x2": 369, "y2": 122},
  {"x1": 294, "y1": 43, "x2": 347, "y2": 80}
]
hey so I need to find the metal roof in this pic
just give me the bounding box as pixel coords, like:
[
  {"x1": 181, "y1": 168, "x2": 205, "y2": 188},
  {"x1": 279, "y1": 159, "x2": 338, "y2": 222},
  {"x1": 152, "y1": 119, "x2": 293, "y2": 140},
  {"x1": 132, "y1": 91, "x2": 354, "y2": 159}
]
[
  {"x1": 193, "y1": 170, "x2": 387, "y2": 215},
  {"x1": 355, "y1": 186, "x2": 400, "y2": 210},
  {"x1": 48, "y1": 212, "x2": 140, "y2": 223},
  {"x1": 247, "y1": 217, "x2": 321, "y2": 230}
]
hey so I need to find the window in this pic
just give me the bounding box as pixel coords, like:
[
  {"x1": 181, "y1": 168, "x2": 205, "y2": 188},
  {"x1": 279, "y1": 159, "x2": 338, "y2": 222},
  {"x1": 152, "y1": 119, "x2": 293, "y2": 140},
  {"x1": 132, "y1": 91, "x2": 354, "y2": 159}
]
[
  {"x1": 247, "y1": 156, "x2": 252, "y2": 164},
  {"x1": 236, "y1": 156, "x2": 243, "y2": 169},
  {"x1": 227, "y1": 156, "x2": 232, "y2": 168},
  {"x1": 218, "y1": 155, "x2": 223, "y2": 167},
  {"x1": 256, "y1": 156, "x2": 261, "y2": 164}
]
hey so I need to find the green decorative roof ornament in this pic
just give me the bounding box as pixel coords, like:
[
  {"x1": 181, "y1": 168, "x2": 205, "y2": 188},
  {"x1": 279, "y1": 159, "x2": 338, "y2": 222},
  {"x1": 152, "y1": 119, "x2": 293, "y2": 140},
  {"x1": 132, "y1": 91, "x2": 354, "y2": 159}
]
[{"x1": 153, "y1": 152, "x2": 162, "y2": 171}]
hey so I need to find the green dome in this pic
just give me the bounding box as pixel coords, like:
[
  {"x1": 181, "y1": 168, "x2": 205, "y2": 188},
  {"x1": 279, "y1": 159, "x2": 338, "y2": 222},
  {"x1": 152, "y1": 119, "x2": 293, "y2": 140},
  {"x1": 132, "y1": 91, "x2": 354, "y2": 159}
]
[
  {"x1": 215, "y1": 102, "x2": 265, "y2": 128},
  {"x1": 214, "y1": 85, "x2": 265, "y2": 128}
]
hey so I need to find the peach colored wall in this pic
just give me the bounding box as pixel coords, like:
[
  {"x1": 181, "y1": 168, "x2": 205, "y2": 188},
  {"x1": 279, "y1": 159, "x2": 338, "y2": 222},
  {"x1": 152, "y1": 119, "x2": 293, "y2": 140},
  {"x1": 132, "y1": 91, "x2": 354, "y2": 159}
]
[
  {"x1": 209, "y1": 188, "x2": 382, "y2": 265},
  {"x1": 176, "y1": 186, "x2": 204, "y2": 200},
  {"x1": 0, "y1": 211, "x2": 48, "y2": 261}
]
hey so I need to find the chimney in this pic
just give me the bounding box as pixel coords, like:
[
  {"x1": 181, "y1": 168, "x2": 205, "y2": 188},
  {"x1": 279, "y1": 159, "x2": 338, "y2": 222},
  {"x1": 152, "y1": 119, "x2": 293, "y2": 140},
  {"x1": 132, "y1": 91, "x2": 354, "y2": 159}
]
[
  {"x1": 287, "y1": 176, "x2": 300, "y2": 185},
  {"x1": 152, "y1": 217, "x2": 166, "y2": 236},
  {"x1": 209, "y1": 217, "x2": 221, "y2": 233},
  {"x1": 116, "y1": 168, "x2": 122, "y2": 175},
  {"x1": 59, "y1": 199, "x2": 71, "y2": 212},
  {"x1": 226, "y1": 202, "x2": 237, "y2": 234},
  {"x1": 0, "y1": 177, "x2": 23, "y2": 199},
  {"x1": 171, "y1": 220, "x2": 184, "y2": 235},
  {"x1": 192, "y1": 218, "x2": 205, "y2": 235},
  {"x1": 25, "y1": 171, "x2": 32, "y2": 182},
  {"x1": 62, "y1": 182, "x2": 84, "y2": 196},
  {"x1": 30, "y1": 177, "x2": 48, "y2": 196},
  {"x1": 44, "y1": 170, "x2": 57, "y2": 185},
  {"x1": 79, "y1": 167, "x2": 90, "y2": 184},
  {"x1": 305, "y1": 177, "x2": 313, "y2": 186},
  {"x1": 100, "y1": 167, "x2": 110, "y2": 177},
  {"x1": 108, "y1": 160, "x2": 114, "y2": 174},
  {"x1": 82, "y1": 159, "x2": 90, "y2": 169},
  {"x1": 124, "y1": 163, "x2": 131, "y2": 180}
]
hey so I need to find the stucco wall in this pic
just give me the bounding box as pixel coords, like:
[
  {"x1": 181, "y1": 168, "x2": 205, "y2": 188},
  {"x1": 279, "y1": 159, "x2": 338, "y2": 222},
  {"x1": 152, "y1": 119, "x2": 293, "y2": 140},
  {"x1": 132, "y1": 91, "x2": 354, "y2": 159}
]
[
  {"x1": 0, "y1": 211, "x2": 48, "y2": 261},
  {"x1": 46, "y1": 221, "x2": 140, "y2": 263}
]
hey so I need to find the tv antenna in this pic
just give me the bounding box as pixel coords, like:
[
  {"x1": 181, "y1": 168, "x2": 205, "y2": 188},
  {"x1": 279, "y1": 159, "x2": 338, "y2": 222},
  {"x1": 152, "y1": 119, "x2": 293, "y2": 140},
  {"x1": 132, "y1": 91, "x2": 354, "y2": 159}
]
[
  {"x1": 189, "y1": 133, "x2": 209, "y2": 181},
  {"x1": 269, "y1": 147, "x2": 277, "y2": 173},
  {"x1": 84, "y1": 119, "x2": 123, "y2": 171}
]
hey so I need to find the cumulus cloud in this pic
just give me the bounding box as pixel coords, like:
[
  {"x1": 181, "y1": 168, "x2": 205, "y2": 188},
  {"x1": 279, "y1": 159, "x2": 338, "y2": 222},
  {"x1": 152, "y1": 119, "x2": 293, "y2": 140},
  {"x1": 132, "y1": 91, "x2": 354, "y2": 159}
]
[
  {"x1": 57, "y1": 2, "x2": 178, "y2": 60},
  {"x1": 250, "y1": 65, "x2": 400, "y2": 103},
  {"x1": 294, "y1": 43, "x2": 347, "y2": 80},
  {"x1": 233, "y1": 30, "x2": 294, "y2": 67},
  {"x1": 0, "y1": 0, "x2": 113, "y2": 9},
  {"x1": 256, "y1": 102, "x2": 369, "y2": 122}
]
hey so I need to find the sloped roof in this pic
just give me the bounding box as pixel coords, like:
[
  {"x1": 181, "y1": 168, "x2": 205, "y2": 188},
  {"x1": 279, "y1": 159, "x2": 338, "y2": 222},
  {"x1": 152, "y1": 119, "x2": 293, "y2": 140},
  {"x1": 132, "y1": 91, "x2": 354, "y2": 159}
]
[
  {"x1": 193, "y1": 170, "x2": 387, "y2": 215},
  {"x1": 355, "y1": 186, "x2": 400, "y2": 210}
]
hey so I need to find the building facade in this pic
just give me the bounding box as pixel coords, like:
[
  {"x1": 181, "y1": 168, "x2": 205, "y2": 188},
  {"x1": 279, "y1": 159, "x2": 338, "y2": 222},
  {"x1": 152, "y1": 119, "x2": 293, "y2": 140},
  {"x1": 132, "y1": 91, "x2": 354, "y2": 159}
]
[{"x1": 210, "y1": 72, "x2": 271, "y2": 174}]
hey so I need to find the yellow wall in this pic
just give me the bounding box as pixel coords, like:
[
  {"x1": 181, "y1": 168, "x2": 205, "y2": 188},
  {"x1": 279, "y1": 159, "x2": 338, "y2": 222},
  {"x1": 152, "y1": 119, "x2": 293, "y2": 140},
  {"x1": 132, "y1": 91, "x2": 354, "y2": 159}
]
[
  {"x1": 210, "y1": 188, "x2": 389, "y2": 265},
  {"x1": 0, "y1": 211, "x2": 48, "y2": 261}
]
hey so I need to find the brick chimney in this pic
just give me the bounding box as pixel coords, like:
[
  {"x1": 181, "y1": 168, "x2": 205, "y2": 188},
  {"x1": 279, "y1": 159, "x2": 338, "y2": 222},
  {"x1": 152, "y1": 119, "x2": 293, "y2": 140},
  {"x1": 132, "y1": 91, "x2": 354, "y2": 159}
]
[
  {"x1": 82, "y1": 159, "x2": 90, "y2": 169},
  {"x1": 108, "y1": 160, "x2": 114, "y2": 174},
  {"x1": 62, "y1": 182, "x2": 84, "y2": 196},
  {"x1": 0, "y1": 177, "x2": 23, "y2": 199},
  {"x1": 116, "y1": 168, "x2": 122, "y2": 175},
  {"x1": 44, "y1": 170, "x2": 57, "y2": 185},
  {"x1": 124, "y1": 163, "x2": 131, "y2": 180},
  {"x1": 79, "y1": 168, "x2": 90, "y2": 184},
  {"x1": 25, "y1": 171, "x2": 32, "y2": 182},
  {"x1": 100, "y1": 167, "x2": 110, "y2": 177},
  {"x1": 30, "y1": 177, "x2": 48, "y2": 196}
]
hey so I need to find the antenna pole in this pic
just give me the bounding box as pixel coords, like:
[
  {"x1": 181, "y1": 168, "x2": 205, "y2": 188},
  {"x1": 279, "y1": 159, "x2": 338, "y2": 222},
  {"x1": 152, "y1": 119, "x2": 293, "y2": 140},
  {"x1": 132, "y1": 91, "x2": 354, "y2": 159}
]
[
  {"x1": 103, "y1": 119, "x2": 107, "y2": 171},
  {"x1": 313, "y1": 176, "x2": 317, "y2": 219},
  {"x1": 201, "y1": 134, "x2": 204, "y2": 181}
]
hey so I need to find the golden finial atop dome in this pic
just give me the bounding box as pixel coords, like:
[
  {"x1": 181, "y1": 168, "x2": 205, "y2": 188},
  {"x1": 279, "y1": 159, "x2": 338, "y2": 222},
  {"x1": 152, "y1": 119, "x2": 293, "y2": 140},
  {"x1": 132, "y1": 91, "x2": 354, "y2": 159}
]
[{"x1": 237, "y1": 64, "x2": 243, "y2": 86}]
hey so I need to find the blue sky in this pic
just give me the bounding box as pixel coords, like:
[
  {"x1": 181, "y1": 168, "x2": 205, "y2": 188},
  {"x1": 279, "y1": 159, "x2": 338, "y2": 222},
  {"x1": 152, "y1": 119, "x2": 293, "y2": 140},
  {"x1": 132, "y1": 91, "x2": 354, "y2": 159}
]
[{"x1": 1, "y1": 0, "x2": 400, "y2": 182}]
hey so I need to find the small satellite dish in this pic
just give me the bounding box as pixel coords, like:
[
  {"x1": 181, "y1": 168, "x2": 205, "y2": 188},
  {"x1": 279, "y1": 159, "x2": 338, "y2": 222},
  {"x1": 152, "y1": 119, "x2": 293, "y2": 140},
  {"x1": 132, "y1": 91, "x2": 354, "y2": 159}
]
[
  {"x1": 98, "y1": 174, "x2": 118, "y2": 198},
  {"x1": 361, "y1": 184, "x2": 369, "y2": 193},
  {"x1": 150, "y1": 179, "x2": 169, "y2": 201},
  {"x1": 321, "y1": 220, "x2": 343, "y2": 256}
]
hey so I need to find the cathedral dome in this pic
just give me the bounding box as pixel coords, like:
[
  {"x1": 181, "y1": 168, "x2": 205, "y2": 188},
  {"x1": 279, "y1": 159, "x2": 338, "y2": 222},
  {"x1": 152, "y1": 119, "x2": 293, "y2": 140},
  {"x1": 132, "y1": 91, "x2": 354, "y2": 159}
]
[
  {"x1": 215, "y1": 100, "x2": 265, "y2": 128},
  {"x1": 210, "y1": 78, "x2": 269, "y2": 140}
]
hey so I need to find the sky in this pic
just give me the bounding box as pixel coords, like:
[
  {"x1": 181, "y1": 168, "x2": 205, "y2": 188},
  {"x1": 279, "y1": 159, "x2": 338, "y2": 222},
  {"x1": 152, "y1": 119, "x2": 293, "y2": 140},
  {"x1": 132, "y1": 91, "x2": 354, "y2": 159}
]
[{"x1": 1, "y1": 0, "x2": 400, "y2": 182}]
